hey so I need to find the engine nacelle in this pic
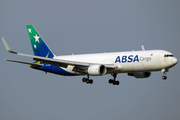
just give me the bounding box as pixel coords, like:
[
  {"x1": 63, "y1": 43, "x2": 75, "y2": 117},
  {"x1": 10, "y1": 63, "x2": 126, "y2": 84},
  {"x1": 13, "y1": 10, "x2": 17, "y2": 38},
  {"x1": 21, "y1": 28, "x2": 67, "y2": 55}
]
[
  {"x1": 128, "y1": 72, "x2": 151, "y2": 78},
  {"x1": 87, "y1": 65, "x2": 107, "y2": 76}
]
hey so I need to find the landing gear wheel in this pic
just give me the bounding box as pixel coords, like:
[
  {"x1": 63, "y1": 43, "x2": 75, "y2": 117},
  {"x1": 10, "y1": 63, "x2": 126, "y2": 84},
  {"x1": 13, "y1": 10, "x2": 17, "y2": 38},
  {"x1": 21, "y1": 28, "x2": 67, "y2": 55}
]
[
  {"x1": 162, "y1": 76, "x2": 167, "y2": 80},
  {"x1": 109, "y1": 79, "x2": 113, "y2": 84},
  {"x1": 82, "y1": 78, "x2": 86, "y2": 82},
  {"x1": 112, "y1": 80, "x2": 116, "y2": 85},
  {"x1": 115, "y1": 81, "x2": 120, "y2": 85},
  {"x1": 89, "y1": 79, "x2": 93, "y2": 84},
  {"x1": 86, "y1": 79, "x2": 93, "y2": 84},
  {"x1": 82, "y1": 75, "x2": 93, "y2": 84},
  {"x1": 86, "y1": 79, "x2": 90, "y2": 84},
  {"x1": 112, "y1": 80, "x2": 119, "y2": 85}
]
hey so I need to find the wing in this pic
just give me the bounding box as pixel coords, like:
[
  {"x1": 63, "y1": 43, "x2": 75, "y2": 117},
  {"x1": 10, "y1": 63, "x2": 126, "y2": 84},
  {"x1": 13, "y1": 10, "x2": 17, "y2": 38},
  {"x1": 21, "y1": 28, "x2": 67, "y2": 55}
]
[
  {"x1": 2, "y1": 38, "x2": 118, "y2": 71},
  {"x1": 5, "y1": 59, "x2": 44, "y2": 67}
]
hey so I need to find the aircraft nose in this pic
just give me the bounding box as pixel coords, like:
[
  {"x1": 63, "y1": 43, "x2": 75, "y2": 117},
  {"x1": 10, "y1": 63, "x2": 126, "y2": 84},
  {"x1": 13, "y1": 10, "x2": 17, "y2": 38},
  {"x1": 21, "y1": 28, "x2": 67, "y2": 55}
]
[{"x1": 172, "y1": 57, "x2": 178, "y2": 65}]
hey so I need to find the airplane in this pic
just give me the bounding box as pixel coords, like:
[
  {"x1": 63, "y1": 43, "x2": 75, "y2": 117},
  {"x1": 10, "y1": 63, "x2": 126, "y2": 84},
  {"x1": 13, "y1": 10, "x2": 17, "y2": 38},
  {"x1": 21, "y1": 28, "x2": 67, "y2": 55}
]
[{"x1": 2, "y1": 25, "x2": 178, "y2": 85}]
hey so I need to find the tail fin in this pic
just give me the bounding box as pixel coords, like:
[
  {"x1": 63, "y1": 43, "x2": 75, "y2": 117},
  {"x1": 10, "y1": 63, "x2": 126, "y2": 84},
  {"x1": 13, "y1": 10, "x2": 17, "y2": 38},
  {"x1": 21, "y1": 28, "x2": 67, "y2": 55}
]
[{"x1": 26, "y1": 25, "x2": 55, "y2": 58}]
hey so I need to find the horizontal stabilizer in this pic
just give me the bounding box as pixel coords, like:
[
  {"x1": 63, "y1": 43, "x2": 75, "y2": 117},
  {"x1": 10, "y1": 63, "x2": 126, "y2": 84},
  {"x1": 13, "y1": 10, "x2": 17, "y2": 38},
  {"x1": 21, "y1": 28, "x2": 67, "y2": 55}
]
[{"x1": 5, "y1": 59, "x2": 44, "y2": 67}]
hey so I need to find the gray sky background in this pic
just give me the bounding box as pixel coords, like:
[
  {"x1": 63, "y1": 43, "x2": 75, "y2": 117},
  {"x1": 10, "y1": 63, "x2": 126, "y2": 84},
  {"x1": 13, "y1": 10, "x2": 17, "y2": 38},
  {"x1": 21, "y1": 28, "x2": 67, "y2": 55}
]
[{"x1": 0, "y1": 0, "x2": 180, "y2": 120}]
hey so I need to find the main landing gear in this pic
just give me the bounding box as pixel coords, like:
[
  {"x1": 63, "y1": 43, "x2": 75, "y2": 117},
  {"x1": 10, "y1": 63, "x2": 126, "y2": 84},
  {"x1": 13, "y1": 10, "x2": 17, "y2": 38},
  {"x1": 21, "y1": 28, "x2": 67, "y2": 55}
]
[
  {"x1": 82, "y1": 74, "x2": 120, "y2": 85},
  {"x1": 161, "y1": 69, "x2": 168, "y2": 80},
  {"x1": 82, "y1": 75, "x2": 93, "y2": 84},
  {"x1": 108, "y1": 73, "x2": 120, "y2": 85}
]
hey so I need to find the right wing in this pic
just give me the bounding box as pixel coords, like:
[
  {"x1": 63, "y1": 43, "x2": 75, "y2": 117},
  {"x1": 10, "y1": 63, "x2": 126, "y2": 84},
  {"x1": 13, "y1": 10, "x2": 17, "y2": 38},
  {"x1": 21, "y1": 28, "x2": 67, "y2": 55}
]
[{"x1": 5, "y1": 59, "x2": 44, "y2": 67}]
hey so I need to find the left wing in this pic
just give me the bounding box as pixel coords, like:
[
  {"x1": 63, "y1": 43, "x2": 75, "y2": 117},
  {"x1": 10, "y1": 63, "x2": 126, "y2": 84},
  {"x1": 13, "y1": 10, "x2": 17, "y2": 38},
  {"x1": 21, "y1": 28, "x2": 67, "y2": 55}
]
[{"x1": 2, "y1": 38, "x2": 117, "y2": 69}]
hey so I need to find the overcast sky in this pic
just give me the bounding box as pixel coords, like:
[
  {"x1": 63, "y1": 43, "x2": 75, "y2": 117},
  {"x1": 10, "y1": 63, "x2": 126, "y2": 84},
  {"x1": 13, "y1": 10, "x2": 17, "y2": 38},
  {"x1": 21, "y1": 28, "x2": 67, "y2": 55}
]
[{"x1": 0, "y1": 0, "x2": 180, "y2": 120}]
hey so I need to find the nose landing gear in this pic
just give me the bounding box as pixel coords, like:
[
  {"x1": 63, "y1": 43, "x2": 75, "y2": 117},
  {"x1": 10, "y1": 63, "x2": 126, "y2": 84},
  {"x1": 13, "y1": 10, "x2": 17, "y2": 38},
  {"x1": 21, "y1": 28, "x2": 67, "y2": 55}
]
[{"x1": 161, "y1": 69, "x2": 168, "y2": 80}]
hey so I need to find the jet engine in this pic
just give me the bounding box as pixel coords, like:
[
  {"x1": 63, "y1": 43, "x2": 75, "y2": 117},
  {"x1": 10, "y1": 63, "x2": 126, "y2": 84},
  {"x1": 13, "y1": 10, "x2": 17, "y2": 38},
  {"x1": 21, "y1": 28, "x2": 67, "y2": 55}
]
[
  {"x1": 128, "y1": 72, "x2": 151, "y2": 78},
  {"x1": 87, "y1": 65, "x2": 107, "y2": 76}
]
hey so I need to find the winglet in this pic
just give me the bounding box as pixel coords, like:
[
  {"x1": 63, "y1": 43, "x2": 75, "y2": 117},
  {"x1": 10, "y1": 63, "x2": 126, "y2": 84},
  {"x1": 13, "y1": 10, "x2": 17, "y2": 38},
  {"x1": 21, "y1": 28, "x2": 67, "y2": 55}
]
[{"x1": 2, "y1": 37, "x2": 17, "y2": 54}]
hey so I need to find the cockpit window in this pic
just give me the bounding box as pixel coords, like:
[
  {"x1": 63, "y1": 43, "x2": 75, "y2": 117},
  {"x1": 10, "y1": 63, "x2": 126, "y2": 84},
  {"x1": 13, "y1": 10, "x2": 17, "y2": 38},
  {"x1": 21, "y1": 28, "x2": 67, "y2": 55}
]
[{"x1": 164, "y1": 54, "x2": 174, "y2": 57}]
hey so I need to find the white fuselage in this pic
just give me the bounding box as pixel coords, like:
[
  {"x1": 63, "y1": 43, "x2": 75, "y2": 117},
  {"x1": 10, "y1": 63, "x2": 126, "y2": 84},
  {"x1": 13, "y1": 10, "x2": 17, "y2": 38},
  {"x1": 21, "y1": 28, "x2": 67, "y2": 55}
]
[{"x1": 54, "y1": 50, "x2": 177, "y2": 75}]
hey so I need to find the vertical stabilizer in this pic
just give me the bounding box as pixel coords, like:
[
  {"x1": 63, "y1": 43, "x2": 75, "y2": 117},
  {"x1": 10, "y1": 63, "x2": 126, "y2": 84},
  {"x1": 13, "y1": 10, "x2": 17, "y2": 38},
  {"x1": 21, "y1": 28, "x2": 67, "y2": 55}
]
[{"x1": 26, "y1": 25, "x2": 55, "y2": 58}]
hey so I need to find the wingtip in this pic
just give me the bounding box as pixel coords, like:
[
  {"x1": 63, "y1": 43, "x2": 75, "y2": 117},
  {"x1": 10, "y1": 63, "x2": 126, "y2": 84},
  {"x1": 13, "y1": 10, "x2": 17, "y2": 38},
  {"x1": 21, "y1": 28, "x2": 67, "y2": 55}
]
[{"x1": 2, "y1": 37, "x2": 17, "y2": 54}]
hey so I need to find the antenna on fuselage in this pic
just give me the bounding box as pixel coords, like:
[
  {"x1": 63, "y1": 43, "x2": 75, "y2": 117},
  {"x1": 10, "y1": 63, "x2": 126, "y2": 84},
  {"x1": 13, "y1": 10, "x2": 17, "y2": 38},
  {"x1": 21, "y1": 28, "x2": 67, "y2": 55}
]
[{"x1": 141, "y1": 45, "x2": 145, "y2": 51}]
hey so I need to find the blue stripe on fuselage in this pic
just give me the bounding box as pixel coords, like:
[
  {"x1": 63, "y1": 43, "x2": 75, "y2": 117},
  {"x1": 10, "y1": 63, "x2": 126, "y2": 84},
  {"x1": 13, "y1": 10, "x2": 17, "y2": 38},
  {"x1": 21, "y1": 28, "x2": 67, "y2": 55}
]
[{"x1": 32, "y1": 64, "x2": 77, "y2": 76}]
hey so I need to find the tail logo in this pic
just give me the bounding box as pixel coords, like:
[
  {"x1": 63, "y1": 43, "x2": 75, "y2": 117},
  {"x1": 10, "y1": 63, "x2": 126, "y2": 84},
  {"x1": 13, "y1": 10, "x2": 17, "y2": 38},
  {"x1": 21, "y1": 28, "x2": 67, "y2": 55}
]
[
  {"x1": 34, "y1": 34, "x2": 40, "y2": 43},
  {"x1": 34, "y1": 45, "x2": 37, "y2": 48},
  {"x1": 46, "y1": 52, "x2": 49, "y2": 58},
  {"x1": 28, "y1": 28, "x2": 32, "y2": 33}
]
